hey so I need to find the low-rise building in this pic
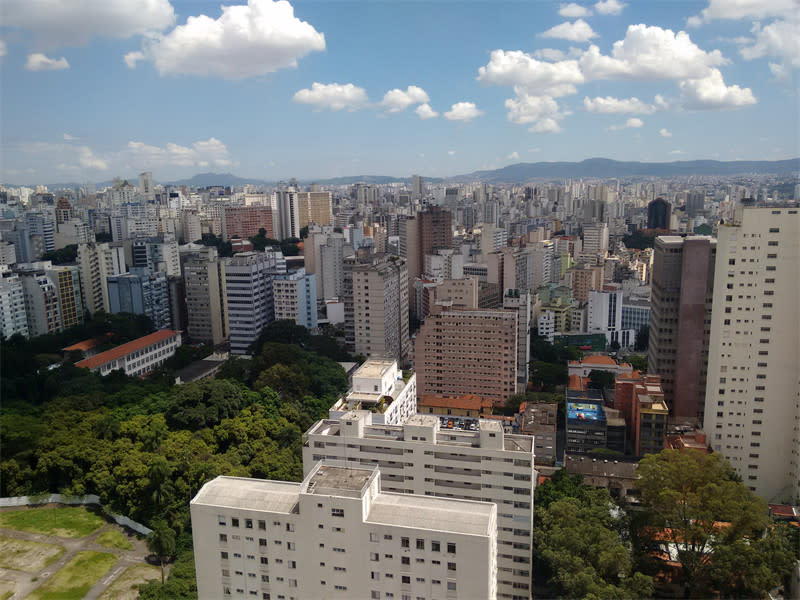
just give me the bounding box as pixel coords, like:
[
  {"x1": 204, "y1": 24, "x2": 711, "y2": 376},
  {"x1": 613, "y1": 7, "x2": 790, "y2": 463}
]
[
  {"x1": 518, "y1": 402, "x2": 558, "y2": 466},
  {"x1": 75, "y1": 329, "x2": 181, "y2": 376},
  {"x1": 418, "y1": 394, "x2": 493, "y2": 418},
  {"x1": 191, "y1": 464, "x2": 498, "y2": 600},
  {"x1": 328, "y1": 359, "x2": 417, "y2": 425},
  {"x1": 568, "y1": 354, "x2": 634, "y2": 378}
]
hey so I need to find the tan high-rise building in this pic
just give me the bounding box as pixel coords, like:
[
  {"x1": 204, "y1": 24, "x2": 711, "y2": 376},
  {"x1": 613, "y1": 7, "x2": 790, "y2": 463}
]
[
  {"x1": 351, "y1": 256, "x2": 410, "y2": 363},
  {"x1": 77, "y1": 242, "x2": 126, "y2": 314},
  {"x1": 296, "y1": 191, "x2": 333, "y2": 228},
  {"x1": 183, "y1": 247, "x2": 228, "y2": 346},
  {"x1": 703, "y1": 205, "x2": 799, "y2": 502},
  {"x1": 648, "y1": 235, "x2": 716, "y2": 420},
  {"x1": 222, "y1": 207, "x2": 274, "y2": 241},
  {"x1": 567, "y1": 264, "x2": 604, "y2": 303},
  {"x1": 415, "y1": 306, "x2": 518, "y2": 406}
]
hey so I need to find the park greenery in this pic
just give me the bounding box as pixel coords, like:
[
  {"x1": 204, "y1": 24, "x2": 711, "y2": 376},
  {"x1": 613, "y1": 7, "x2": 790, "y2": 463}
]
[{"x1": 0, "y1": 319, "x2": 351, "y2": 598}]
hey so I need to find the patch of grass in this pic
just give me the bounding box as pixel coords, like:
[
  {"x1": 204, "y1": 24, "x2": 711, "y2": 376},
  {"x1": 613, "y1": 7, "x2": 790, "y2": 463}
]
[
  {"x1": 96, "y1": 528, "x2": 133, "y2": 551},
  {"x1": 0, "y1": 580, "x2": 15, "y2": 600},
  {"x1": 28, "y1": 551, "x2": 117, "y2": 600},
  {"x1": 98, "y1": 564, "x2": 160, "y2": 600},
  {"x1": 0, "y1": 536, "x2": 66, "y2": 572},
  {"x1": 0, "y1": 506, "x2": 105, "y2": 538}
]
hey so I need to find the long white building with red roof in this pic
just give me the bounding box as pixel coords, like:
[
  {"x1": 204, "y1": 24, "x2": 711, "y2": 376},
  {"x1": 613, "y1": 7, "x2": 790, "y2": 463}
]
[{"x1": 75, "y1": 329, "x2": 181, "y2": 376}]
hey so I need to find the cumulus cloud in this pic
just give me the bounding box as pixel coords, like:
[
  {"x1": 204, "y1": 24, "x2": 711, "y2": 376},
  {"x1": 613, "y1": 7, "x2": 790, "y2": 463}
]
[
  {"x1": 507, "y1": 151, "x2": 520, "y2": 160},
  {"x1": 659, "y1": 128, "x2": 672, "y2": 137},
  {"x1": 415, "y1": 103, "x2": 439, "y2": 119},
  {"x1": 293, "y1": 82, "x2": 368, "y2": 111},
  {"x1": 688, "y1": 0, "x2": 796, "y2": 26},
  {"x1": 128, "y1": 137, "x2": 232, "y2": 167},
  {"x1": 610, "y1": 117, "x2": 644, "y2": 130},
  {"x1": 129, "y1": 0, "x2": 325, "y2": 79},
  {"x1": 505, "y1": 93, "x2": 566, "y2": 132},
  {"x1": 583, "y1": 95, "x2": 664, "y2": 113},
  {"x1": 579, "y1": 24, "x2": 727, "y2": 81},
  {"x1": 477, "y1": 49, "x2": 584, "y2": 96},
  {"x1": 543, "y1": 19, "x2": 598, "y2": 43},
  {"x1": 443, "y1": 102, "x2": 483, "y2": 122},
  {"x1": 594, "y1": 0, "x2": 626, "y2": 15},
  {"x1": 739, "y1": 20, "x2": 800, "y2": 74},
  {"x1": 559, "y1": 3, "x2": 592, "y2": 18},
  {"x1": 78, "y1": 146, "x2": 108, "y2": 170},
  {"x1": 63, "y1": 133, "x2": 78, "y2": 141},
  {"x1": 25, "y1": 53, "x2": 69, "y2": 71},
  {"x1": 533, "y1": 47, "x2": 584, "y2": 61},
  {"x1": 679, "y1": 68, "x2": 757, "y2": 109},
  {"x1": 381, "y1": 86, "x2": 430, "y2": 112},
  {"x1": 4, "y1": 0, "x2": 175, "y2": 49}
]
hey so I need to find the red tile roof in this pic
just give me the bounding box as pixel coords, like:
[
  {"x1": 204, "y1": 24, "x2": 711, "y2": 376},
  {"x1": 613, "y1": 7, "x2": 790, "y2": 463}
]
[
  {"x1": 418, "y1": 394, "x2": 493, "y2": 411},
  {"x1": 64, "y1": 338, "x2": 100, "y2": 352},
  {"x1": 75, "y1": 330, "x2": 180, "y2": 370}
]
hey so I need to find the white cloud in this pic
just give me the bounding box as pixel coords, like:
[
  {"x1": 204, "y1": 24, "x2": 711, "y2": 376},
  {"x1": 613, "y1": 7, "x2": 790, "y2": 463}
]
[
  {"x1": 448, "y1": 150, "x2": 456, "y2": 155},
  {"x1": 505, "y1": 93, "x2": 565, "y2": 133},
  {"x1": 679, "y1": 68, "x2": 757, "y2": 109},
  {"x1": 594, "y1": 0, "x2": 626, "y2": 15},
  {"x1": 670, "y1": 149, "x2": 684, "y2": 154},
  {"x1": 559, "y1": 3, "x2": 592, "y2": 18},
  {"x1": 443, "y1": 102, "x2": 483, "y2": 122},
  {"x1": 4, "y1": 0, "x2": 175, "y2": 49},
  {"x1": 688, "y1": 0, "x2": 796, "y2": 25},
  {"x1": 130, "y1": 0, "x2": 325, "y2": 79},
  {"x1": 63, "y1": 133, "x2": 77, "y2": 141},
  {"x1": 659, "y1": 128, "x2": 672, "y2": 137},
  {"x1": 583, "y1": 95, "x2": 661, "y2": 114},
  {"x1": 739, "y1": 20, "x2": 800, "y2": 73},
  {"x1": 124, "y1": 51, "x2": 145, "y2": 69},
  {"x1": 128, "y1": 137, "x2": 232, "y2": 167},
  {"x1": 533, "y1": 47, "x2": 584, "y2": 61},
  {"x1": 380, "y1": 86, "x2": 430, "y2": 112},
  {"x1": 542, "y1": 19, "x2": 598, "y2": 43},
  {"x1": 477, "y1": 49, "x2": 584, "y2": 96},
  {"x1": 415, "y1": 103, "x2": 439, "y2": 119},
  {"x1": 579, "y1": 25, "x2": 727, "y2": 81},
  {"x1": 293, "y1": 82, "x2": 368, "y2": 111},
  {"x1": 610, "y1": 117, "x2": 644, "y2": 130},
  {"x1": 507, "y1": 151, "x2": 520, "y2": 160},
  {"x1": 78, "y1": 146, "x2": 108, "y2": 170},
  {"x1": 25, "y1": 53, "x2": 69, "y2": 71}
]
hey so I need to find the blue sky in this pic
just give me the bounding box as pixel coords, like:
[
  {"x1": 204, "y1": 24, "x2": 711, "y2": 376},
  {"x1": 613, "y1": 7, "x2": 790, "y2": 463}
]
[{"x1": 1, "y1": 0, "x2": 798, "y2": 184}]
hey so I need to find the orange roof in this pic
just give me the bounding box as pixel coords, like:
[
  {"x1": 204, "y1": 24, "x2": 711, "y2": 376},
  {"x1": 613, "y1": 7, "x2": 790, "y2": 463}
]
[
  {"x1": 537, "y1": 474, "x2": 551, "y2": 487},
  {"x1": 64, "y1": 338, "x2": 100, "y2": 352},
  {"x1": 580, "y1": 355, "x2": 617, "y2": 366},
  {"x1": 76, "y1": 330, "x2": 180, "y2": 370},
  {"x1": 568, "y1": 374, "x2": 588, "y2": 391},
  {"x1": 419, "y1": 394, "x2": 493, "y2": 411}
]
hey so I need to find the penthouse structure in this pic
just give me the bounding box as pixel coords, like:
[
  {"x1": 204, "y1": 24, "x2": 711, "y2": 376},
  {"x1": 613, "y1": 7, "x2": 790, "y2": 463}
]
[
  {"x1": 75, "y1": 329, "x2": 181, "y2": 376},
  {"x1": 191, "y1": 464, "x2": 498, "y2": 600},
  {"x1": 415, "y1": 306, "x2": 518, "y2": 406},
  {"x1": 303, "y1": 411, "x2": 535, "y2": 599},
  {"x1": 328, "y1": 359, "x2": 417, "y2": 425}
]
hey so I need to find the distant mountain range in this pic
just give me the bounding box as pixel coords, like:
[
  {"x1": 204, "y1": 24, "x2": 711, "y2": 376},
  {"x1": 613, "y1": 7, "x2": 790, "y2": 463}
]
[{"x1": 9, "y1": 158, "x2": 798, "y2": 190}]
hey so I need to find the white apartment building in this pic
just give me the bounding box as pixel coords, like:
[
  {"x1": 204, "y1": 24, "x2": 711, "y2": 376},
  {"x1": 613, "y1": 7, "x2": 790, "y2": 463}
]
[
  {"x1": 536, "y1": 311, "x2": 556, "y2": 343},
  {"x1": 303, "y1": 412, "x2": 535, "y2": 599},
  {"x1": 75, "y1": 329, "x2": 181, "y2": 376},
  {"x1": 191, "y1": 464, "x2": 498, "y2": 600},
  {"x1": 329, "y1": 359, "x2": 417, "y2": 425},
  {"x1": 225, "y1": 251, "x2": 280, "y2": 355},
  {"x1": 0, "y1": 271, "x2": 29, "y2": 338},
  {"x1": 703, "y1": 205, "x2": 800, "y2": 503},
  {"x1": 273, "y1": 269, "x2": 317, "y2": 329}
]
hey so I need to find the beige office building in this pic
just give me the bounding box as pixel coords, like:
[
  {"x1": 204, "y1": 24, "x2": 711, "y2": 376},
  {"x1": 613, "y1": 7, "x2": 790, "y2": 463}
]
[
  {"x1": 297, "y1": 191, "x2": 333, "y2": 228},
  {"x1": 183, "y1": 247, "x2": 228, "y2": 346},
  {"x1": 304, "y1": 412, "x2": 534, "y2": 599},
  {"x1": 191, "y1": 463, "x2": 497, "y2": 600},
  {"x1": 703, "y1": 205, "x2": 799, "y2": 502}
]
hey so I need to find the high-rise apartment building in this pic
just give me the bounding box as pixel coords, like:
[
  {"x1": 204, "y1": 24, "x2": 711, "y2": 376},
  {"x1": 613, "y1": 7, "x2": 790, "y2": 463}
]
[
  {"x1": 296, "y1": 191, "x2": 333, "y2": 228},
  {"x1": 138, "y1": 171, "x2": 155, "y2": 203},
  {"x1": 581, "y1": 222, "x2": 609, "y2": 259},
  {"x1": 0, "y1": 271, "x2": 29, "y2": 339},
  {"x1": 108, "y1": 268, "x2": 171, "y2": 330},
  {"x1": 350, "y1": 256, "x2": 410, "y2": 363},
  {"x1": 183, "y1": 247, "x2": 228, "y2": 346},
  {"x1": 320, "y1": 234, "x2": 347, "y2": 301},
  {"x1": 132, "y1": 236, "x2": 181, "y2": 278},
  {"x1": 303, "y1": 411, "x2": 533, "y2": 599},
  {"x1": 647, "y1": 197, "x2": 671, "y2": 230},
  {"x1": 19, "y1": 269, "x2": 61, "y2": 336},
  {"x1": 77, "y1": 242, "x2": 126, "y2": 314},
  {"x1": 191, "y1": 463, "x2": 498, "y2": 600},
  {"x1": 222, "y1": 207, "x2": 274, "y2": 242},
  {"x1": 503, "y1": 289, "x2": 531, "y2": 393},
  {"x1": 412, "y1": 174, "x2": 425, "y2": 200},
  {"x1": 703, "y1": 205, "x2": 799, "y2": 502},
  {"x1": 415, "y1": 306, "x2": 518, "y2": 406},
  {"x1": 648, "y1": 235, "x2": 716, "y2": 420},
  {"x1": 273, "y1": 269, "x2": 317, "y2": 329},
  {"x1": 45, "y1": 265, "x2": 83, "y2": 330},
  {"x1": 273, "y1": 187, "x2": 300, "y2": 240},
  {"x1": 225, "y1": 251, "x2": 280, "y2": 355}
]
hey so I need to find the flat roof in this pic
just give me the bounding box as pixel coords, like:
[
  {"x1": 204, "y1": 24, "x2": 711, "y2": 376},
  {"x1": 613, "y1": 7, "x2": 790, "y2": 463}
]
[
  {"x1": 306, "y1": 465, "x2": 373, "y2": 494},
  {"x1": 367, "y1": 493, "x2": 494, "y2": 537},
  {"x1": 353, "y1": 359, "x2": 395, "y2": 380},
  {"x1": 191, "y1": 476, "x2": 299, "y2": 513}
]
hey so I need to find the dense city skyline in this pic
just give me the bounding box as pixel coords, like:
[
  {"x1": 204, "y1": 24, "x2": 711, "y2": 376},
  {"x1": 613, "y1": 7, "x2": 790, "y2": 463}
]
[{"x1": 2, "y1": 0, "x2": 798, "y2": 184}]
